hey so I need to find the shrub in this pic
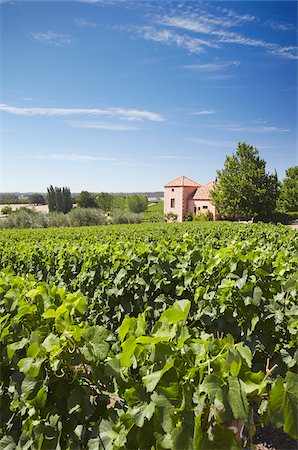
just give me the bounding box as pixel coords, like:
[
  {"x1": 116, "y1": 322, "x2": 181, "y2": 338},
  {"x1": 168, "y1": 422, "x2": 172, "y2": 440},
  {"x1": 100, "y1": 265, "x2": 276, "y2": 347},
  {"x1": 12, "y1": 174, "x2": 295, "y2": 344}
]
[
  {"x1": 111, "y1": 211, "x2": 142, "y2": 224},
  {"x1": 193, "y1": 210, "x2": 213, "y2": 221},
  {"x1": 0, "y1": 209, "x2": 47, "y2": 229},
  {"x1": 67, "y1": 208, "x2": 105, "y2": 227},
  {"x1": 47, "y1": 212, "x2": 69, "y2": 228},
  {"x1": 1, "y1": 206, "x2": 12, "y2": 215},
  {"x1": 164, "y1": 212, "x2": 178, "y2": 222},
  {"x1": 253, "y1": 212, "x2": 290, "y2": 224},
  {"x1": 184, "y1": 211, "x2": 193, "y2": 221}
]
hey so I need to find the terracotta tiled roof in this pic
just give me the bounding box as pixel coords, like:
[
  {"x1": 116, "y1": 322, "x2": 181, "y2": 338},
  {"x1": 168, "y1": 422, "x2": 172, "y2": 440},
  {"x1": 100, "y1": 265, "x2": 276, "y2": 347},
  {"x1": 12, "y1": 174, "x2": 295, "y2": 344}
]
[
  {"x1": 191, "y1": 181, "x2": 215, "y2": 200},
  {"x1": 164, "y1": 176, "x2": 201, "y2": 188}
]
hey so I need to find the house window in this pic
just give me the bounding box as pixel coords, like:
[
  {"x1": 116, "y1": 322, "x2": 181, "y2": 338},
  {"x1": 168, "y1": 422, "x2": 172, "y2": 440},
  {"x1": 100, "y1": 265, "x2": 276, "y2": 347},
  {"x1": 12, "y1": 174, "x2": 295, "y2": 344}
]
[
  {"x1": 203, "y1": 205, "x2": 208, "y2": 209},
  {"x1": 170, "y1": 198, "x2": 175, "y2": 208},
  {"x1": 198, "y1": 207, "x2": 201, "y2": 211},
  {"x1": 172, "y1": 188, "x2": 174, "y2": 192},
  {"x1": 194, "y1": 207, "x2": 197, "y2": 214}
]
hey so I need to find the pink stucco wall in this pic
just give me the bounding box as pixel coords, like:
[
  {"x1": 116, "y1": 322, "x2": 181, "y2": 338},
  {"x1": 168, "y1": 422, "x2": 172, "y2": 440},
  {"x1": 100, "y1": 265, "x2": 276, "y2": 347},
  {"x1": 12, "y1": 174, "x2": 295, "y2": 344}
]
[
  {"x1": 164, "y1": 186, "x2": 197, "y2": 222},
  {"x1": 187, "y1": 199, "x2": 216, "y2": 219},
  {"x1": 164, "y1": 187, "x2": 183, "y2": 221}
]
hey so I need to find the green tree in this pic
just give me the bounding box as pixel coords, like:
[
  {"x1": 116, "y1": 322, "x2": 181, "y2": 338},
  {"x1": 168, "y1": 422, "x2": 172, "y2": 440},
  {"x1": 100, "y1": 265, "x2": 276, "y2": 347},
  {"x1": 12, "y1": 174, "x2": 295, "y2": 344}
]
[
  {"x1": 211, "y1": 142, "x2": 279, "y2": 220},
  {"x1": 111, "y1": 195, "x2": 125, "y2": 211},
  {"x1": 47, "y1": 185, "x2": 56, "y2": 212},
  {"x1": 29, "y1": 193, "x2": 45, "y2": 205},
  {"x1": 47, "y1": 186, "x2": 72, "y2": 213},
  {"x1": 126, "y1": 195, "x2": 148, "y2": 213},
  {"x1": 277, "y1": 166, "x2": 298, "y2": 212},
  {"x1": 62, "y1": 187, "x2": 73, "y2": 213},
  {"x1": 55, "y1": 187, "x2": 63, "y2": 212},
  {"x1": 96, "y1": 192, "x2": 113, "y2": 212},
  {"x1": 77, "y1": 191, "x2": 98, "y2": 208}
]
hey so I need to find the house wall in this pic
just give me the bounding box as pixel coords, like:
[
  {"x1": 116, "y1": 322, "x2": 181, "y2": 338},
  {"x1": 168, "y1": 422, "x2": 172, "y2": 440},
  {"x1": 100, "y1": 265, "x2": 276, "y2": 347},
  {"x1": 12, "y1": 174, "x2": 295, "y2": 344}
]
[
  {"x1": 164, "y1": 187, "x2": 183, "y2": 221},
  {"x1": 164, "y1": 186, "x2": 197, "y2": 222},
  {"x1": 182, "y1": 187, "x2": 198, "y2": 220},
  {"x1": 187, "y1": 199, "x2": 216, "y2": 219}
]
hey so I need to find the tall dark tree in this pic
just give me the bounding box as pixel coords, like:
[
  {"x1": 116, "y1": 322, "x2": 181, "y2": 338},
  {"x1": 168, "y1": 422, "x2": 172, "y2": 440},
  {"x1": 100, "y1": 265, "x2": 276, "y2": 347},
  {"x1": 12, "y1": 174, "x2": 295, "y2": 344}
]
[
  {"x1": 211, "y1": 142, "x2": 279, "y2": 219},
  {"x1": 55, "y1": 188, "x2": 63, "y2": 213},
  {"x1": 47, "y1": 186, "x2": 72, "y2": 213},
  {"x1": 277, "y1": 166, "x2": 298, "y2": 212},
  {"x1": 47, "y1": 185, "x2": 56, "y2": 212},
  {"x1": 62, "y1": 187, "x2": 73, "y2": 213}
]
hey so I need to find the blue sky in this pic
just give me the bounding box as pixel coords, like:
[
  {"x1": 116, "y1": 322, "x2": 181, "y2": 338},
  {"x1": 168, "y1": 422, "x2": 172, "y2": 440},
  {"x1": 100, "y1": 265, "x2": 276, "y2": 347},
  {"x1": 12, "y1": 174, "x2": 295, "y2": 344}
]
[{"x1": 0, "y1": 0, "x2": 297, "y2": 193}]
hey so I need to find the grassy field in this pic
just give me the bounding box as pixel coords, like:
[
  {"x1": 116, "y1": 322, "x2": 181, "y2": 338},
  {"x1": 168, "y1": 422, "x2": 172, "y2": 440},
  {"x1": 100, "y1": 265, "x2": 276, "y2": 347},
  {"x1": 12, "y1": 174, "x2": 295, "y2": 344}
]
[{"x1": 142, "y1": 201, "x2": 164, "y2": 221}]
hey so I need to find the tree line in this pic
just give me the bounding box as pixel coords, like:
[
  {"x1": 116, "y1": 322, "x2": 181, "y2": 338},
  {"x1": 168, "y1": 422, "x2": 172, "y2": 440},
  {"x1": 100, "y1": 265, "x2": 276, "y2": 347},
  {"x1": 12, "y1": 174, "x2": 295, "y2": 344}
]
[
  {"x1": 76, "y1": 191, "x2": 148, "y2": 214},
  {"x1": 45, "y1": 187, "x2": 148, "y2": 214}
]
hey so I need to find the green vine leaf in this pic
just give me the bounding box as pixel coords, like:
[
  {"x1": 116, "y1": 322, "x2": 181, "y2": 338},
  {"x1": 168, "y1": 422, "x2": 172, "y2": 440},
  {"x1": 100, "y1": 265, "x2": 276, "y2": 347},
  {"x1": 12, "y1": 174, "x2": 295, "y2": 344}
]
[
  {"x1": 268, "y1": 372, "x2": 298, "y2": 439},
  {"x1": 228, "y1": 376, "x2": 249, "y2": 420}
]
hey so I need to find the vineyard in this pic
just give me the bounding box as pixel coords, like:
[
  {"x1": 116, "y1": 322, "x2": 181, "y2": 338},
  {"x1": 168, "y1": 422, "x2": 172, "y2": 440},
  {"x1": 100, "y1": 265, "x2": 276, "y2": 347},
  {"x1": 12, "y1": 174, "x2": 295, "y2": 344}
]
[{"x1": 0, "y1": 222, "x2": 297, "y2": 449}]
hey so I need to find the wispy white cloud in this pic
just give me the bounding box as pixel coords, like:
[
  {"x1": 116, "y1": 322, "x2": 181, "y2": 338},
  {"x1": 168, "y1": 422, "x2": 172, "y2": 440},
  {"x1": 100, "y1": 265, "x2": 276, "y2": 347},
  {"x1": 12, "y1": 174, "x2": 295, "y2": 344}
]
[
  {"x1": 210, "y1": 123, "x2": 290, "y2": 133},
  {"x1": 68, "y1": 120, "x2": 140, "y2": 130},
  {"x1": 96, "y1": 1, "x2": 297, "y2": 59},
  {"x1": 78, "y1": 0, "x2": 118, "y2": 4},
  {"x1": 191, "y1": 110, "x2": 216, "y2": 116},
  {"x1": 131, "y1": 25, "x2": 219, "y2": 54},
  {"x1": 211, "y1": 6, "x2": 257, "y2": 27},
  {"x1": 204, "y1": 74, "x2": 235, "y2": 81},
  {"x1": 184, "y1": 60, "x2": 240, "y2": 71},
  {"x1": 21, "y1": 96, "x2": 36, "y2": 102},
  {"x1": 0, "y1": 103, "x2": 165, "y2": 122},
  {"x1": 158, "y1": 15, "x2": 297, "y2": 60},
  {"x1": 157, "y1": 155, "x2": 178, "y2": 159},
  {"x1": 216, "y1": 33, "x2": 297, "y2": 59},
  {"x1": 187, "y1": 138, "x2": 274, "y2": 151},
  {"x1": 187, "y1": 138, "x2": 235, "y2": 147},
  {"x1": 157, "y1": 15, "x2": 221, "y2": 36},
  {"x1": 227, "y1": 125, "x2": 290, "y2": 133},
  {"x1": 27, "y1": 31, "x2": 74, "y2": 46},
  {"x1": 35, "y1": 154, "x2": 115, "y2": 162},
  {"x1": 254, "y1": 119, "x2": 267, "y2": 125},
  {"x1": 265, "y1": 19, "x2": 296, "y2": 32},
  {"x1": 74, "y1": 18, "x2": 97, "y2": 28}
]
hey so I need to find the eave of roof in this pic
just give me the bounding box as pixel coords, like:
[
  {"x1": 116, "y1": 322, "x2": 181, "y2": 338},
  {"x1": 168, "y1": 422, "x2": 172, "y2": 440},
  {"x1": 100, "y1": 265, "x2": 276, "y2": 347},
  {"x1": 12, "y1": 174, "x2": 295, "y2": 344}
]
[{"x1": 164, "y1": 175, "x2": 201, "y2": 188}]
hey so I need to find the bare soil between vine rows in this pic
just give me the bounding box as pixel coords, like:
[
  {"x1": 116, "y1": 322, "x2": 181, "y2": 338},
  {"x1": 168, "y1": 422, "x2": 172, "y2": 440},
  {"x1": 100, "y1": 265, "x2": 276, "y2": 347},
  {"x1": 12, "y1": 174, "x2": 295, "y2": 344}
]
[{"x1": 254, "y1": 425, "x2": 297, "y2": 450}]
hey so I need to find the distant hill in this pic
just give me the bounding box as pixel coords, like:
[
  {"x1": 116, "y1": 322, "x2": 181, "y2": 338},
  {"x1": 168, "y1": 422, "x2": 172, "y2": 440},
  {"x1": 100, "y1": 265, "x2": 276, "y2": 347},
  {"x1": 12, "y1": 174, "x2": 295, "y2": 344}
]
[
  {"x1": 71, "y1": 191, "x2": 164, "y2": 199},
  {"x1": 0, "y1": 191, "x2": 164, "y2": 199}
]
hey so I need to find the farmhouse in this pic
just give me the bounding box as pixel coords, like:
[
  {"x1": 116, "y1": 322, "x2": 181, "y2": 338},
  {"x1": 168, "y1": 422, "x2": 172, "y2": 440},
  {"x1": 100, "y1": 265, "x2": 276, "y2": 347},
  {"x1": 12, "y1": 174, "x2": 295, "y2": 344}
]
[{"x1": 164, "y1": 175, "x2": 218, "y2": 222}]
